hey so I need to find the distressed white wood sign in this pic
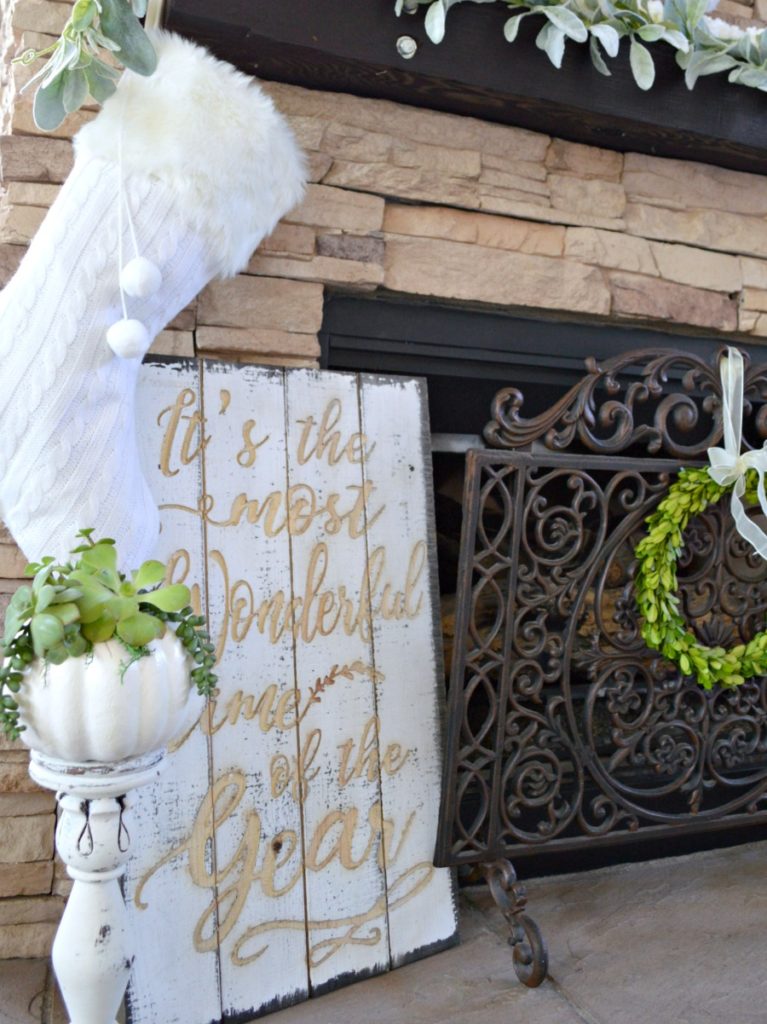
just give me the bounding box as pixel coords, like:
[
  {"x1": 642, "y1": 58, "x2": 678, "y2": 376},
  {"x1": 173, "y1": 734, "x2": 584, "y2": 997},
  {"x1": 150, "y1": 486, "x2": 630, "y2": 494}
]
[{"x1": 126, "y1": 361, "x2": 457, "y2": 1023}]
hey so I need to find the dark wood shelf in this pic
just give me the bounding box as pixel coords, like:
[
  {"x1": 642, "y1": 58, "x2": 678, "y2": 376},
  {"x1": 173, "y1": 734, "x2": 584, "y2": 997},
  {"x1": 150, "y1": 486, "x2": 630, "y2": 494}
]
[{"x1": 164, "y1": 0, "x2": 767, "y2": 175}]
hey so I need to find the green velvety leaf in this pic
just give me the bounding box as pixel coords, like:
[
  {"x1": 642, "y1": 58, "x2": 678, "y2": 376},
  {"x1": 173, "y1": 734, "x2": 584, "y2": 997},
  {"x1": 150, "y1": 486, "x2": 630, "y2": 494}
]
[
  {"x1": 637, "y1": 23, "x2": 665, "y2": 42},
  {"x1": 536, "y1": 21, "x2": 566, "y2": 68},
  {"x1": 590, "y1": 34, "x2": 612, "y2": 74},
  {"x1": 662, "y1": 27, "x2": 689, "y2": 51},
  {"x1": 684, "y1": 50, "x2": 738, "y2": 88},
  {"x1": 84, "y1": 65, "x2": 118, "y2": 103},
  {"x1": 630, "y1": 37, "x2": 655, "y2": 88},
  {"x1": 33, "y1": 75, "x2": 67, "y2": 131},
  {"x1": 590, "y1": 22, "x2": 621, "y2": 57},
  {"x1": 132, "y1": 560, "x2": 166, "y2": 591},
  {"x1": 62, "y1": 67, "x2": 88, "y2": 113},
  {"x1": 116, "y1": 612, "x2": 164, "y2": 647},
  {"x1": 730, "y1": 64, "x2": 767, "y2": 88},
  {"x1": 100, "y1": 0, "x2": 157, "y2": 76},
  {"x1": 141, "y1": 583, "x2": 191, "y2": 613},
  {"x1": 503, "y1": 13, "x2": 526, "y2": 41},
  {"x1": 30, "y1": 613, "x2": 65, "y2": 657},
  {"x1": 544, "y1": 5, "x2": 588, "y2": 41},
  {"x1": 684, "y1": 0, "x2": 708, "y2": 31},
  {"x1": 71, "y1": 0, "x2": 97, "y2": 30},
  {"x1": 424, "y1": 0, "x2": 446, "y2": 42}
]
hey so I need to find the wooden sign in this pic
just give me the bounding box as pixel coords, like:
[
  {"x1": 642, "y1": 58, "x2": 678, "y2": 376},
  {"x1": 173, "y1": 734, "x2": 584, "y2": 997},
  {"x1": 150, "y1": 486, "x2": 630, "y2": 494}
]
[{"x1": 125, "y1": 361, "x2": 457, "y2": 1023}]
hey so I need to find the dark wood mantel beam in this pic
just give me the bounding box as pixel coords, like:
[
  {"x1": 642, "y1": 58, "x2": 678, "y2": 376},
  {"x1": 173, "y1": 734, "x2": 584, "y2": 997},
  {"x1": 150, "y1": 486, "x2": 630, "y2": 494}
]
[{"x1": 163, "y1": 0, "x2": 767, "y2": 175}]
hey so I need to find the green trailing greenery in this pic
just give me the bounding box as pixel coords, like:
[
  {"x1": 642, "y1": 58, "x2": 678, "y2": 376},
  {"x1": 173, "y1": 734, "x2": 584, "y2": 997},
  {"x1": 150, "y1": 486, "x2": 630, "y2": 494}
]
[
  {"x1": 15, "y1": 0, "x2": 156, "y2": 131},
  {"x1": 634, "y1": 467, "x2": 767, "y2": 690},
  {"x1": 20, "y1": 0, "x2": 766, "y2": 133},
  {"x1": 0, "y1": 529, "x2": 216, "y2": 740},
  {"x1": 397, "y1": 0, "x2": 767, "y2": 94}
]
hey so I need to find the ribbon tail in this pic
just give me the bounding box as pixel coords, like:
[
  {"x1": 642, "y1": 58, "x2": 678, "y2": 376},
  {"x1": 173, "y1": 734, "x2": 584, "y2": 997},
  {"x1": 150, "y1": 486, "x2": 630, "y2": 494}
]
[
  {"x1": 731, "y1": 476, "x2": 767, "y2": 560},
  {"x1": 721, "y1": 347, "x2": 744, "y2": 459}
]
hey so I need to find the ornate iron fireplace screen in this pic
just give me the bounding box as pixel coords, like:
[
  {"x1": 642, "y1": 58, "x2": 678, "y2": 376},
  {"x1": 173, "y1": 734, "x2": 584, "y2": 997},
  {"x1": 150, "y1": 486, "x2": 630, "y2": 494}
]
[{"x1": 435, "y1": 347, "x2": 767, "y2": 986}]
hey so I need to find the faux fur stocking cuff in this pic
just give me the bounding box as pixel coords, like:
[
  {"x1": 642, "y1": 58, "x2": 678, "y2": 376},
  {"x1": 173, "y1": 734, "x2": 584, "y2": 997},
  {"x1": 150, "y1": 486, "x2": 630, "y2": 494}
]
[{"x1": 74, "y1": 30, "x2": 307, "y2": 279}]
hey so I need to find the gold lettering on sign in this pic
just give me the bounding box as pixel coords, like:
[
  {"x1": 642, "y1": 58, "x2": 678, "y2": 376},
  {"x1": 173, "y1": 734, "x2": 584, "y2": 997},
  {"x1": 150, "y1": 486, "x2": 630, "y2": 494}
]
[
  {"x1": 231, "y1": 859, "x2": 432, "y2": 969},
  {"x1": 237, "y1": 420, "x2": 269, "y2": 468},
  {"x1": 207, "y1": 540, "x2": 426, "y2": 658},
  {"x1": 338, "y1": 716, "x2": 411, "y2": 787},
  {"x1": 270, "y1": 728, "x2": 321, "y2": 802},
  {"x1": 296, "y1": 398, "x2": 376, "y2": 466},
  {"x1": 157, "y1": 388, "x2": 210, "y2": 478},
  {"x1": 164, "y1": 481, "x2": 383, "y2": 540},
  {"x1": 206, "y1": 685, "x2": 300, "y2": 737},
  {"x1": 137, "y1": 769, "x2": 432, "y2": 968}
]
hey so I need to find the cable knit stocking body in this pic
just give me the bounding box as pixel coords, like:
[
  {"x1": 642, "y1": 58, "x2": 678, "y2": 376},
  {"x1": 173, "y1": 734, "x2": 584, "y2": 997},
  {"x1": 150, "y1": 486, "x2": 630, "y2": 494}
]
[{"x1": 0, "y1": 31, "x2": 305, "y2": 567}]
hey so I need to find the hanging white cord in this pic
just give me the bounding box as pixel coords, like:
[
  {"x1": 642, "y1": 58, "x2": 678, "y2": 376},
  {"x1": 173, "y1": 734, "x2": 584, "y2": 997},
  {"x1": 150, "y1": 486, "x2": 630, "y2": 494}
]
[
  {"x1": 108, "y1": 117, "x2": 160, "y2": 357},
  {"x1": 123, "y1": 173, "x2": 140, "y2": 262},
  {"x1": 117, "y1": 123, "x2": 129, "y2": 322}
]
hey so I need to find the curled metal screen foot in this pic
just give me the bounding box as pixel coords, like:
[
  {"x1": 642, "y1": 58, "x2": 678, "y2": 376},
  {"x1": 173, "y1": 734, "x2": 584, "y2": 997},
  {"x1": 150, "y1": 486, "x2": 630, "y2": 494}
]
[{"x1": 484, "y1": 858, "x2": 548, "y2": 988}]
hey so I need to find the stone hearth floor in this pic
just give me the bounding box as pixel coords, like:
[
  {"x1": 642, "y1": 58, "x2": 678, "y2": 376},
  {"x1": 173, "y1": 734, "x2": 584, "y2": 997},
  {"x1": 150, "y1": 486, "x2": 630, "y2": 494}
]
[{"x1": 4, "y1": 838, "x2": 767, "y2": 1024}]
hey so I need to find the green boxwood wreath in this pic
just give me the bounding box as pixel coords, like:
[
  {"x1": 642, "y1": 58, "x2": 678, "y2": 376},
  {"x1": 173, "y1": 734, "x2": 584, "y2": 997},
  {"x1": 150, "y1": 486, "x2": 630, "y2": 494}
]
[{"x1": 634, "y1": 466, "x2": 767, "y2": 690}]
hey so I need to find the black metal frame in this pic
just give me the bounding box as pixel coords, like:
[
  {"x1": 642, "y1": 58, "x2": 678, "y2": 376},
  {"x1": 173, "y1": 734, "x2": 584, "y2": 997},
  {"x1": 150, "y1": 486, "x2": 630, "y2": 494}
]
[{"x1": 436, "y1": 347, "x2": 767, "y2": 986}]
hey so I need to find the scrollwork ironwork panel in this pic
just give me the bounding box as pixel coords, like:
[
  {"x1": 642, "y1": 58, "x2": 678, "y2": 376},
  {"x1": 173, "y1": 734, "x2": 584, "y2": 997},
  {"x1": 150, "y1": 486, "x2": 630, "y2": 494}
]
[{"x1": 436, "y1": 347, "x2": 767, "y2": 868}]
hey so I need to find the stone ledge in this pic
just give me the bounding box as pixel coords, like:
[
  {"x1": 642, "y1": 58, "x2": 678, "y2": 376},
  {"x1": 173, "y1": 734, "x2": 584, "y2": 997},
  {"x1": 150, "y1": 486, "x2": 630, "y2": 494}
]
[
  {"x1": 384, "y1": 234, "x2": 611, "y2": 316},
  {"x1": 383, "y1": 204, "x2": 564, "y2": 257},
  {"x1": 197, "y1": 277, "x2": 324, "y2": 334},
  {"x1": 610, "y1": 271, "x2": 738, "y2": 331},
  {"x1": 286, "y1": 183, "x2": 384, "y2": 233},
  {"x1": 197, "y1": 327, "x2": 320, "y2": 359},
  {"x1": 625, "y1": 203, "x2": 767, "y2": 259},
  {"x1": 246, "y1": 253, "x2": 383, "y2": 289},
  {"x1": 147, "y1": 330, "x2": 195, "y2": 359}
]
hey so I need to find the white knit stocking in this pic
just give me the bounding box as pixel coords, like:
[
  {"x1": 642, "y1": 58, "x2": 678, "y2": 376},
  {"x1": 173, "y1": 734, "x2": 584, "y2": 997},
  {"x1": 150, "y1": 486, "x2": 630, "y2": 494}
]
[{"x1": 0, "y1": 31, "x2": 305, "y2": 568}]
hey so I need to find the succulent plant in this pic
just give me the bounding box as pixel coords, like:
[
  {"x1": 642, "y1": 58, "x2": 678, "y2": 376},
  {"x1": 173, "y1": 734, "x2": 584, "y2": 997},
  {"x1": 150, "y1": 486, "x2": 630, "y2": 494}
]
[{"x1": 0, "y1": 529, "x2": 216, "y2": 739}]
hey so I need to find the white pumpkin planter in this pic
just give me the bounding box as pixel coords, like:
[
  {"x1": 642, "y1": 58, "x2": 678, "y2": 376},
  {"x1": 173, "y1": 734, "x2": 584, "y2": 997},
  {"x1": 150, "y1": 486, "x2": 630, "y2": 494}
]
[
  {"x1": 18, "y1": 631, "x2": 201, "y2": 762},
  {"x1": 20, "y1": 632, "x2": 203, "y2": 1024}
]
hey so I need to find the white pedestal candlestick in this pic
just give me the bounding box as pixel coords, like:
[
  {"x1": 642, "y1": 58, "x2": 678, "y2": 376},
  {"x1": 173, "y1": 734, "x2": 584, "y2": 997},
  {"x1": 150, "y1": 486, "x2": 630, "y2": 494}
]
[{"x1": 29, "y1": 750, "x2": 167, "y2": 1024}]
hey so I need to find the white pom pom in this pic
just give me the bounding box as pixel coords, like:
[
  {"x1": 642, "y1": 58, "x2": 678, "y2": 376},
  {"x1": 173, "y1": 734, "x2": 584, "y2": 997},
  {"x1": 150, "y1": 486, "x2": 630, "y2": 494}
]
[
  {"x1": 119, "y1": 257, "x2": 162, "y2": 299},
  {"x1": 106, "y1": 318, "x2": 151, "y2": 359}
]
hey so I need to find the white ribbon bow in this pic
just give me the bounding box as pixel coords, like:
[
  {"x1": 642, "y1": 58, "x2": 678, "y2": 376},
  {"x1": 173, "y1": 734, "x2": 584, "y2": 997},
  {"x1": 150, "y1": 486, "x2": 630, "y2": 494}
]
[{"x1": 707, "y1": 346, "x2": 767, "y2": 559}]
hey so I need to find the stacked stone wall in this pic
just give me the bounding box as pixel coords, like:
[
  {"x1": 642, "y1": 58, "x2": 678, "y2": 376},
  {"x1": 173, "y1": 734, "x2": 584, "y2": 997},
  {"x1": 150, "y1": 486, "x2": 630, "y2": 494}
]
[{"x1": 2, "y1": 0, "x2": 767, "y2": 956}]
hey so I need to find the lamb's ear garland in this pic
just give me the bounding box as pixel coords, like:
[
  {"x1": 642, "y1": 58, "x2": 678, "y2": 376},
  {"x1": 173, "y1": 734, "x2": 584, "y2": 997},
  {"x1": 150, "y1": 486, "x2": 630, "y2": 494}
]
[{"x1": 0, "y1": 31, "x2": 306, "y2": 569}]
